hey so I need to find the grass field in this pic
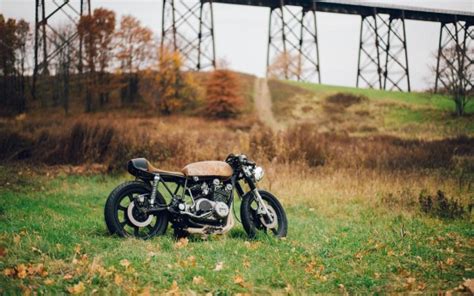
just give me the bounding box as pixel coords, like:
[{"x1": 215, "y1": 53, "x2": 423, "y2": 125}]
[
  {"x1": 0, "y1": 165, "x2": 472, "y2": 294},
  {"x1": 1, "y1": 79, "x2": 473, "y2": 294}
]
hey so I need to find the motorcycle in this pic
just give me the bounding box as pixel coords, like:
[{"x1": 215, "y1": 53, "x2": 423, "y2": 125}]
[{"x1": 104, "y1": 154, "x2": 288, "y2": 239}]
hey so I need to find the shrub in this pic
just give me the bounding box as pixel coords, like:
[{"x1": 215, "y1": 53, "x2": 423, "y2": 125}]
[
  {"x1": 418, "y1": 190, "x2": 466, "y2": 219},
  {"x1": 205, "y1": 69, "x2": 243, "y2": 119},
  {"x1": 325, "y1": 93, "x2": 368, "y2": 108}
]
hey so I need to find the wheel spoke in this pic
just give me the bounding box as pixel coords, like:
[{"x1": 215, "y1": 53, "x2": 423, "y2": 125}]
[
  {"x1": 127, "y1": 194, "x2": 133, "y2": 202},
  {"x1": 147, "y1": 225, "x2": 153, "y2": 231},
  {"x1": 133, "y1": 226, "x2": 139, "y2": 236},
  {"x1": 118, "y1": 206, "x2": 127, "y2": 211}
]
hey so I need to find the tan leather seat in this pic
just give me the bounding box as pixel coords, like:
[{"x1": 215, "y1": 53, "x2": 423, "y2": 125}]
[
  {"x1": 182, "y1": 161, "x2": 233, "y2": 178},
  {"x1": 147, "y1": 161, "x2": 184, "y2": 177}
]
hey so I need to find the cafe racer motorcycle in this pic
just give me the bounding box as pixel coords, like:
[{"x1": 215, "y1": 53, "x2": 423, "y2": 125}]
[{"x1": 104, "y1": 154, "x2": 287, "y2": 239}]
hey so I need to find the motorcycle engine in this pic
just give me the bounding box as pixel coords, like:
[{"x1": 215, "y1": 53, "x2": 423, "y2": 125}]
[{"x1": 189, "y1": 178, "x2": 232, "y2": 220}]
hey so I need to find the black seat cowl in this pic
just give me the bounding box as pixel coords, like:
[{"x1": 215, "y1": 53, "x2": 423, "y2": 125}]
[{"x1": 127, "y1": 158, "x2": 152, "y2": 178}]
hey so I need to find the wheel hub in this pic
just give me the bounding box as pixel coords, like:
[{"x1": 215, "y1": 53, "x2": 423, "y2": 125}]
[
  {"x1": 127, "y1": 201, "x2": 153, "y2": 227},
  {"x1": 259, "y1": 205, "x2": 277, "y2": 229}
]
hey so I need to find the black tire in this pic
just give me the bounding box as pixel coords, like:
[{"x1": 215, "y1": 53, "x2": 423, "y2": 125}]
[
  {"x1": 104, "y1": 181, "x2": 168, "y2": 239},
  {"x1": 240, "y1": 190, "x2": 288, "y2": 239}
]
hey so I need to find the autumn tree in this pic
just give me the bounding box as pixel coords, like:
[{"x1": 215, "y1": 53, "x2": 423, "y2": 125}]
[
  {"x1": 53, "y1": 25, "x2": 76, "y2": 115},
  {"x1": 151, "y1": 46, "x2": 199, "y2": 114},
  {"x1": 205, "y1": 69, "x2": 243, "y2": 119},
  {"x1": 115, "y1": 15, "x2": 154, "y2": 104},
  {"x1": 78, "y1": 8, "x2": 116, "y2": 112},
  {"x1": 0, "y1": 15, "x2": 30, "y2": 113}
]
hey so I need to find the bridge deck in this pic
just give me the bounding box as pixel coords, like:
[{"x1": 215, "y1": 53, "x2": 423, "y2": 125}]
[{"x1": 211, "y1": 0, "x2": 474, "y2": 23}]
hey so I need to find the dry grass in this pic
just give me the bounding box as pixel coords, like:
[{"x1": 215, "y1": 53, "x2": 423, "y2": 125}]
[
  {"x1": 1, "y1": 114, "x2": 472, "y2": 175},
  {"x1": 1, "y1": 110, "x2": 473, "y2": 294}
]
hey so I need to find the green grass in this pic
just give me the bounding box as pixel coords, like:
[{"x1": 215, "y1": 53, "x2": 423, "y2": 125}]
[
  {"x1": 290, "y1": 81, "x2": 474, "y2": 113},
  {"x1": 269, "y1": 80, "x2": 474, "y2": 137},
  {"x1": 1, "y1": 168, "x2": 472, "y2": 294}
]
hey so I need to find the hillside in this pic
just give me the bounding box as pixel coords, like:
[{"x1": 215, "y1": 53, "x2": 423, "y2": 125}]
[
  {"x1": 268, "y1": 79, "x2": 474, "y2": 139},
  {"x1": 1, "y1": 77, "x2": 473, "y2": 294}
]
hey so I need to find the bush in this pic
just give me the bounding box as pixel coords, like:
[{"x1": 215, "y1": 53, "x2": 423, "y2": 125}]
[
  {"x1": 205, "y1": 69, "x2": 243, "y2": 119},
  {"x1": 418, "y1": 190, "x2": 466, "y2": 219},
  {"x1": 325, "y1": 93, "x2": 368, "y2": 108}
]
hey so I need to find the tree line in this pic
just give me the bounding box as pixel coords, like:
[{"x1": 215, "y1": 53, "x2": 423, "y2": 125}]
[{"x1": 0, "y1": 9, "x2": 243, "y2": 118}]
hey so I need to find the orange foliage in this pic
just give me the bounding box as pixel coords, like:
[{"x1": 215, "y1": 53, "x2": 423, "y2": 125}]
[
  {"x1": 205, "y1": 69, "x2": 243, "y2": 119},
  {"x1": 154, "y1": 47, "x2": 199, "y2": 114},
  {"x1": 77, "y1": 8, "x2": 116, "y2": 111}
]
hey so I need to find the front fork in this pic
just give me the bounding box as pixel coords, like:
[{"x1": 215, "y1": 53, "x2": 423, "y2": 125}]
[{"x1": 239, "y1": 178, "x2": 274, "y2": 224}]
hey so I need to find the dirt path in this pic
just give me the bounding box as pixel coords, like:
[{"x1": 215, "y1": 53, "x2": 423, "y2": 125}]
[{"x1": 254, "y1": 78, "x2": 283, "y2": 131}]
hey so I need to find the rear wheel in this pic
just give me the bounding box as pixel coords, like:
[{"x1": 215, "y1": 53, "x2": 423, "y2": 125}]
[
  {"x1": 240, "y1": 190, "x2": 287, "y2": 239},
  {"x1": 104, "y1": 181, "x2": 168, "y2": 239}
]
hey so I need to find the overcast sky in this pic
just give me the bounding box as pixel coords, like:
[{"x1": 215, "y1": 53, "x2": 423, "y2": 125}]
[{"x1": 2, "y1": 0, "x2": 473, "y2": 91}]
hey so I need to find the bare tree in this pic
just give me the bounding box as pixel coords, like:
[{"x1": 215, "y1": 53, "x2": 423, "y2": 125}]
[
  {"x1": 53, "y1": 25, "x2": 76, "y2": 115},
  {"x1": 267, "y1": 52, "x2": 302, "y2": 81},
  {"x1": 434, "y1": 45, "x2": 473, "y2": 116}
]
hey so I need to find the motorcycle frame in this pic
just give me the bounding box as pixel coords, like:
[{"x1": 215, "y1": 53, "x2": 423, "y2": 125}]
[{"x1": 135, "y1": 170, "x2": 253, "y2": 214}]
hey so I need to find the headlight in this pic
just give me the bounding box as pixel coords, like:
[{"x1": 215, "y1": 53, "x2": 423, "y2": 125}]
[{"x1": 253, "y1": 166, "x2": 264, "y2": 182}]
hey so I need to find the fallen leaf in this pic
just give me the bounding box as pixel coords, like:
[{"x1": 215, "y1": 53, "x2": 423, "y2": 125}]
[
  {"x1": 387, "y1": 250, "x2": 395, "y2": 256},
  {"x1": 120, "y1": 259, "x2": 130, "y2": 268},
  {"x1": 234, "y1": 275, "x2": 245, "y2": 286},
  {"x1": 67, "y1": 281, "x2": 85, "y2": 294},
  {"x1": 114, "y1": 274, "x2": 123, "y2": 285},
  {"x1": 31, "y1": 247, "x2": 42, "y2": 254},
  {"x1": 3, "y1": 268, "x2": 15, "y2": 277},
  {"x1": 139, "y1": 286, "x2": 152, "y2": 296},
  {"x1": 0, "y1": 247, "x2": 7, "y2": 257},
  {"x1": 243, "y1": 259, "x2": 251, "y2": 269},
  {"x1": 405, "y1": 277, "x2": 416, "y2": 289},
  {"x1": 446, "y1": 258, "x2": 455, "y2": 266},
  {"x1": 187, "y1": 256, "x2": 196, "y2": 267},
  {"x1": 16, "y1": 264, "x2": 27, "y2": 279},
  {"x1": 63, "y1": 274, "x2": 74, "y2": 280},
  {"x1": 417, "y1": 282, "x2": 426, "y2": 290},
  {"x1": 284, "y1": 283, "x2": 292, "y2": 293},
  {"x1": 243, "y1": 241, "x2": 260, "y2": 250},
  {"x1": 214, "y1": 261, "x2": 224, "y2": 271},
  {"x1": 192, "y1": 276, "x2": 205, "y2": 285},
  {"x1": 174, "y1": 238, "x2": 189, "y2": 249},
  {"x1": 44, "y1": 279, "x2": 55, "y2": 285},
  {"x1": 74, "y1": 245, "x2": 81, "y2": 254},
  {"x1": 463, "y1": 279, "x2": 474, "y2": 293},
  {"x1": 166, "y1": 280, "x2": 179, "y2": 295},
  {"x1": 13, "y1": 235, "x2": 21, "y2": 244}
]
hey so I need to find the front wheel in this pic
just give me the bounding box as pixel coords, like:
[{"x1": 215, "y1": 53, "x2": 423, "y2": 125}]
[
  {"x1": 104, "y1": 181, "x2": 168, "y2": 239},
  {"x1": 240, "y1": 190, "x2": 288, "y2": 239}
]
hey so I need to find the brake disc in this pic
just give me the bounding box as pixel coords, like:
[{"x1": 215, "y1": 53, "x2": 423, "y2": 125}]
[
  {"x1": 127, "y1": 201, "x2": 153, "y2": 227},
  {"x1": 259, "y1": 204, "x2": 277, "y2": 229}
]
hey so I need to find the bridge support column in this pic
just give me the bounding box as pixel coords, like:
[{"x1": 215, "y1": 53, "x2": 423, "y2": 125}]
[
  {"x1": 434, "y1": 21, "x2": 474, "y2": 93},
  {"x1": 356, "y1": 11, "x2": 410, "y2": 91},
  {"x1": 161, "y1": 0, "x2": 216, "y2": 71},
  {"x1": 266, "y1": 2, "x2": 321, "y2": 83},
  {"x1": 33, "y1": 0, "x2": 90, "y2": 100}
]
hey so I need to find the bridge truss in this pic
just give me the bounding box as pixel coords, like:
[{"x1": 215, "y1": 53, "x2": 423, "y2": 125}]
[
  {"x1": 31, "y1": 0, "x2": 474, "y2": 97},
  {"x1": 161, "y1": 0, "x2": 216, "y2": 70},
  {"x1": 32, "y1": 0, "x2": 90, "y2": 100}
]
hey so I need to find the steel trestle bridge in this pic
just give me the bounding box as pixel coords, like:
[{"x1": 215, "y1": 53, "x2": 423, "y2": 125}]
[{"x1": 33, "y1": 0, "x2": 474, "y2": 94}]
